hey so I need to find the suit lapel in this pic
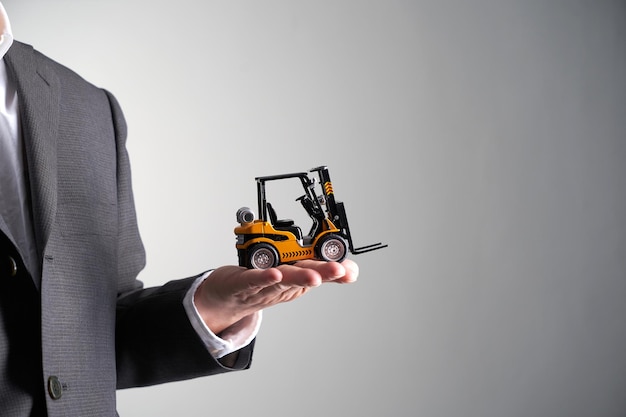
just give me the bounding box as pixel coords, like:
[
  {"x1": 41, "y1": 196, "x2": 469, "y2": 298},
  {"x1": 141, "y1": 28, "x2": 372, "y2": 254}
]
[{"x1": 4, "y1": 41, "x2": 60, "y2": 258}]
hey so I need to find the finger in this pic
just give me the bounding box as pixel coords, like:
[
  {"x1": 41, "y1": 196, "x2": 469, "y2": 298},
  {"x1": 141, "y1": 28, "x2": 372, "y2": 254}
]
[
  {"x1": 291, "y1": 259, "x2": 358, "y2": 283},
  {"x1": 290, "y1": 259, "x2": 343, "y2": 280},
  {"x1": 238, "y1": 267, "x2": 284, "y2": 293},
  {"x1": 337, "y1": 259, "x2": 359, "y2": 283},
  {"x1": 275, "y1": 263, "x2": 323, "y2": 287}
]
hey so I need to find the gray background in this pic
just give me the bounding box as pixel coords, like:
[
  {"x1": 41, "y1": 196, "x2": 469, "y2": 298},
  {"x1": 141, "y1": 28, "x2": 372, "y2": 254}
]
[{"x1": 4, "y1": 1, "x2": 625, "y2": 416}]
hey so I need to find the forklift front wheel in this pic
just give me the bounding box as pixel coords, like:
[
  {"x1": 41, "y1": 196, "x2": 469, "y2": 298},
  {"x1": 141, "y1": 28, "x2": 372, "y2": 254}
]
[
  {"x1": 248, "y1": 243, "x2": 279, "y2": 269},
  {"x1": 316, "y1": 234, "x2": 348, "y2": 263}
]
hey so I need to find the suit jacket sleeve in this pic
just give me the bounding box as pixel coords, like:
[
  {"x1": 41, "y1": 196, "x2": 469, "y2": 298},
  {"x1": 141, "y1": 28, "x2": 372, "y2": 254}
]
[{"x1": 102, "y1": 91, "x2": 254, "y2": 389}]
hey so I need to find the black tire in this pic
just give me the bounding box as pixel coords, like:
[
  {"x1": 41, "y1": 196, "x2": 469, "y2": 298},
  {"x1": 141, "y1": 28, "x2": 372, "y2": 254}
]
[
  {"x1": 248, "y1": 243, "x2": 279, "y2": 269},
  {"x1": 316, "y1": 234, "x2": 348, "y2": 263}
]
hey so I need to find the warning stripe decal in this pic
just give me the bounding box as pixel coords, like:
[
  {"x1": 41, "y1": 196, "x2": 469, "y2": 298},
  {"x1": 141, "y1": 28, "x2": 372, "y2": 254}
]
[
  {"x1": 283, "y1": 249, "x2": 313, "y2": 259},
  {"x1": 324, "y1": 181, "x2": 333, "y2": 195}
]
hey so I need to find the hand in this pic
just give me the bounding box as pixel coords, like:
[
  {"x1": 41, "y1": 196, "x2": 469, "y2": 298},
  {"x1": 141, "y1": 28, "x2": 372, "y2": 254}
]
[{"x1": 194, "y1": 259, "x2": 359, "y2": 335}]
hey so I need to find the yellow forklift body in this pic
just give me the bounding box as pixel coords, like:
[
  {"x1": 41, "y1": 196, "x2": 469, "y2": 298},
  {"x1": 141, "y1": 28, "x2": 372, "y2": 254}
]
[{"x1": 235, "y1": 220, "x2": 340, "y2": 264}]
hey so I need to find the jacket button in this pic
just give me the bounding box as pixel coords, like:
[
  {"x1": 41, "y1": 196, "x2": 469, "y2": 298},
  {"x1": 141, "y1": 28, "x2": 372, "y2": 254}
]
[
  {"x1": 1, "y1": 255, "x2": 18, "y2": 278},
  {"x1": 8, "y1": 256, "x2": 17, "y2": 277},
  {"x1": 48, "y1": 376, "x2": 63, "y2": 400}
]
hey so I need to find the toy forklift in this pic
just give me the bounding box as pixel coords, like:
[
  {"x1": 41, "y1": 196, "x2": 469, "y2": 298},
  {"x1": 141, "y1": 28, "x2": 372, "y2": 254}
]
[{"x1": 235, "y1": 165, "x2": 387, "y2": 269}]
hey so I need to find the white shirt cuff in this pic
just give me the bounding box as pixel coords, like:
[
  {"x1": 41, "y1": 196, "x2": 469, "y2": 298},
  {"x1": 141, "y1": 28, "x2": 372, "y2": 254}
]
[{"x1": 183, "y1": 271, "x2": 262, "y2": 359}]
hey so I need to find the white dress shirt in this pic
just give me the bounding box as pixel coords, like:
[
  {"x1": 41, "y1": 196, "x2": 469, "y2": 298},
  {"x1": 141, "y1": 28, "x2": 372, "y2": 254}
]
[{"x1": 0, "y1": 2, "x2": 259, "y2": 359}]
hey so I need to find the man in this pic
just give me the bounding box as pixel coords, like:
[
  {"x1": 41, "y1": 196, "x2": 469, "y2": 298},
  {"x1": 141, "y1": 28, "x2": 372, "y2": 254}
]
[{"x1": 0, "y1": 3, "x2": 358, "y2": 415}]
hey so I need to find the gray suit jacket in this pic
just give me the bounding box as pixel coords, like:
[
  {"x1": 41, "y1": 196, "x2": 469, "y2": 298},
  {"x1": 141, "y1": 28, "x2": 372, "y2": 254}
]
[{"x1": 1, "y1": 41, "x2": 253, "y2": 416}]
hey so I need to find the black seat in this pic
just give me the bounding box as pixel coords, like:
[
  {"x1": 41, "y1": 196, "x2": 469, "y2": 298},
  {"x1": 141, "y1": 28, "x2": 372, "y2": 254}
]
[{"x1": 266, "y1": 203, "x2": 302, "y2": 240}]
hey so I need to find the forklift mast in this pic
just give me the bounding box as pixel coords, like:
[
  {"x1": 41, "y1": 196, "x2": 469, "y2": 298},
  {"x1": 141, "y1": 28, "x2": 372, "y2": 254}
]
[{"x1": 310, "y1": 166, "x2": 387, "y2": 255}]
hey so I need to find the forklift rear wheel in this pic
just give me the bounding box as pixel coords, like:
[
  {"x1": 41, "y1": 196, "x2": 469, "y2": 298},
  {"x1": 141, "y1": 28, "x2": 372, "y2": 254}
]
[
  {"x1": 248, "y1": 243, "x2": 279, "y2": 269},
  {"x1": 317, "y1": 234, "x2": 347, "y2": 263}
]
